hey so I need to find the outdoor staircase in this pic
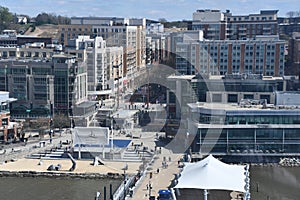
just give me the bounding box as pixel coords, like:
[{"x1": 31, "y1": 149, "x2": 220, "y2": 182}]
[
  {"x1": 28, "y1": 149, "x2": 67, "y2": 159},
  {"x1": 121, "y1": 147, "x2": 153, "y2": 162}
]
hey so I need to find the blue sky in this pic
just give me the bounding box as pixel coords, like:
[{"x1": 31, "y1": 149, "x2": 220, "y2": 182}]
[{"x1": 2, "y1": 0, "x2": 299, "y2": 20}]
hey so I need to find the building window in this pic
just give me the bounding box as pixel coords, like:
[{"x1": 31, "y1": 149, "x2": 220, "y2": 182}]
[
  {"x1": 260, "y1": 95, "x2": 270, "y2": 103},
  {"x1": 212, "y1": 94, "x2": 222, "y2": 102},
  {"x1": 244, "y1": 94, "x2": 254, "y2": 99},
  {"x1": 228, "y1": 94, "x2": 238, "y2": 103},
  {"x1": 2, "y1": 118, "x2": 8, "y2": 126}
]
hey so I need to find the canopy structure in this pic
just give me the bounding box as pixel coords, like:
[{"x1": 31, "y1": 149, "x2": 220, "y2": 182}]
[{"x1": 175, "y1": 155, "x2": 249, "y2": 195}]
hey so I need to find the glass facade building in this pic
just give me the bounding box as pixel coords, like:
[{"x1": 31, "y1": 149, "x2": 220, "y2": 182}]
[{"x1": 188, "y1": 103, "x2": 300, "y2": 155}]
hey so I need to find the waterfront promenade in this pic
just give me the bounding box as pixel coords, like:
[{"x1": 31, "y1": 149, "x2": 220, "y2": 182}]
[
  {"x1": 130, "y1": 148, "x2": 182, "y2": 200},
  {"x1": 0, "y1": 101, "x2": 184, "y2": 200}
]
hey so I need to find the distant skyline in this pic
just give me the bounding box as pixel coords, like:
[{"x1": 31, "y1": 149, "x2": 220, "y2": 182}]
[{"x1": 2, "y1": 0, "x2": 299, "y2": 21}]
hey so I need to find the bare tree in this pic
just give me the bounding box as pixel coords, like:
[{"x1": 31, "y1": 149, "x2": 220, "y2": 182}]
[{"x1": 286, "y1": 11, "x2": 296, "y2": 18}]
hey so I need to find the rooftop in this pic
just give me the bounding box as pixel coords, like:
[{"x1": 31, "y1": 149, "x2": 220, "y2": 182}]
[{"x1": 188, "y1": 102, "x2": 300, "y2": 112}]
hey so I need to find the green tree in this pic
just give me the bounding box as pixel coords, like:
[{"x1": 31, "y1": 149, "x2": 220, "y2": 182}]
[
  {"x1": 35, "y1": 12, "x2": 70, "y2": 25},
  {"x1": 158, "y1": 18, "x2": 168, "y2": 23},
  {"x1": 0, "y1": 6, "x2": 13, "y2": 32}
]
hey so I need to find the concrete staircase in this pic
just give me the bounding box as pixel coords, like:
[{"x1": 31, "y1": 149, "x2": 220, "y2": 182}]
[
  {"x1": 121, "y1": 148, "x2": 153, "y2": 162},
  {"x1": 28, "y1": 149, "x2": 67, "y2": 159}
]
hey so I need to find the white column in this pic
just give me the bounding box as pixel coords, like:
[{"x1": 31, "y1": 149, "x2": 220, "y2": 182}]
[
  {"x1": 204, "y1": 189, "x2": 208, "y2": 200},
  {"x1": 78, "y1": 145, "x2": 81, "y2": 160}
]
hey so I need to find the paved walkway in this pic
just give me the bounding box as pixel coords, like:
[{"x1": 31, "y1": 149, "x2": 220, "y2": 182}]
[
  {"x1": 130, "y1": 147, "x2": 182, "y2": 199},
  {"x1": 0, "y1": 130, "x2": 71, "y2": 163}
]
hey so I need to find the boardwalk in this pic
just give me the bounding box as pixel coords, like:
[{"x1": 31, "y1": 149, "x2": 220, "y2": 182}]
[{"x1": 130, "y1": 147, "x2": 182, "y2": 200}]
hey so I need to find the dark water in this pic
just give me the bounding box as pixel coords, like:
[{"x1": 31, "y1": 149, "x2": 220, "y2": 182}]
[
  {"x1": 0, "y1": 177, "x2": 121, "y2": 200},
  {"x1": 250, "y1": 166, "x2": 300, "y2": 200},
  {"x1": 1, "y1": 167, "x2": 299, "y2": 200}
]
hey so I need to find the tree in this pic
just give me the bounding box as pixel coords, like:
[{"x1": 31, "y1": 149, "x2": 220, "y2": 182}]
[
  {"x1": 158, "y1": 18, "x2": 168, "y2": 23},
  {"x1": 0, "y1": 6, "x2": 13, "y2": 31},
  {"x1": 53, "y1": 113, "x2": 70, "y2": 131},
  {"x1": 286, "y1": 11, "x2": 296, "y2": 18},
  {"x1": 35, "y1": 12, "x2": 70, "y2": 25}
]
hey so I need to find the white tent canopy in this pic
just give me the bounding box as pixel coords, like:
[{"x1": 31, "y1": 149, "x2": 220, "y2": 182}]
[{"x1": 175, "y1": 154, "x2": 247, "y2": 193}]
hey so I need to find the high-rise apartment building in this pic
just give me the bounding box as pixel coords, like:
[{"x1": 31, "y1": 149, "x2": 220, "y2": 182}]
[
  {"x1": 66, "y1": 36, "x2": 124, "y2": 99},
  {"x1": 225, "y1": 10, "x2": 278, "y2": 40},
  {"x1": 59, "y1": 23, "x2": 145, "y2": 86},
  {"x1": 176, "y1": 35, "x2": 285, "y2": 76},
  {"x1": 189, "y1": 9, "x2": 279, "y2": 40}
]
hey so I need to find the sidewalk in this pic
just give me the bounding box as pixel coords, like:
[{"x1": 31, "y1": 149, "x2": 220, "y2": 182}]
[
  {"x1": 0, "y1": 131, "x2": 71, "y2": 163},
  {"x1": 130, "y1": 147, "x2": 182, "y2": 200}
]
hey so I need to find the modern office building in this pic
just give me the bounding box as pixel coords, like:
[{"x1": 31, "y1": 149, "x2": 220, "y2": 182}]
[
  {"x1": 187, "y1": 99, "x2": 300, "y2": 159},
  {"x1": 0, "y1": 55, "x2": 92, "y2": 123},
  {"x1": 0, "y1": 60, "x2": 55, "y2": 118},
  {"x1": 167, "y1": 73, "x2": 285, "y2": 120},
  {"x1": 175, "y1": 35, "x2": 285, "y2": 76},
  {"x1": 52, "y1": 55, "x2": 89, "y2": 117}
]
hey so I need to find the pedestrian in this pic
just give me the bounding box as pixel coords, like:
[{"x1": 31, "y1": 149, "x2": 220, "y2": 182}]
[
  {"x1": 169, "y1": 156, "x2": 171, "y2": 162},
  {"x1": 157, "y1": 168, "x2": 160, "y2": 173}
]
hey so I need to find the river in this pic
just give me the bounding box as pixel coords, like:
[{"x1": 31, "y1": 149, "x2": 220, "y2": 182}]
[
  {"x1": 250, "y1": 166, "x2": 300, "y2": 200},
  {"x1": 0, "y1": 166, "x2": 299, "y2": 200},
  {"x1": 0, "y1": 176, "x2": 121, "y2": 200}
]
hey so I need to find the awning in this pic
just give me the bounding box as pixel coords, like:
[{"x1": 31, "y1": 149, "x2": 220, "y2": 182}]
[{"x1": 175, "y1": 154, "x2": 248, "y2": 193}]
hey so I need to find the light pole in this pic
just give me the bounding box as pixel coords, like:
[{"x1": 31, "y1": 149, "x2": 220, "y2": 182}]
[
  {"x1": 122, "y1": 163, "x2": 128, "y2": 200},
  {"x1": 110, "y1": 115, "x2": 114, "y2": 150},
  {"x1": 113, "y1": 62, "x2": 122, "y2": 110},
  {"x1": 148, "y1": 181, "x2": 152, "y2": 198}
]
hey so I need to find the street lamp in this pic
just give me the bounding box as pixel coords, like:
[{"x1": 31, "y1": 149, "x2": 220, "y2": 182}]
[
  {"x1": 148, "y1": 180, "x2": 152, "y2": 199},
  {"x1": 122, "y1": 163, "x2": 128, "y2": 200},
  {"x1": 110, "y1": 115, "x2": 114, "y2": 150},
  {"x1": 113, "y1": 62, "x2": 122, "y2": 110}
]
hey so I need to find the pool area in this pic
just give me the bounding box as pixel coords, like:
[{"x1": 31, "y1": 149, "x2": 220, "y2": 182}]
[
  {"x1": 109, "y1": 139, "x2": 132, "y2": 148},
  {"x1": 72, "y1": 139, "x2": 133, "y2": 159},
  {"x1": 74, "y1": 139, "x2": 132, "y2": 148}
]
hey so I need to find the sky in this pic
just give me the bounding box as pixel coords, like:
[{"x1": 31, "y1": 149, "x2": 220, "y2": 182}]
[{"x1": 2, "y1": 0, "x2": 300, "y2": 21}]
